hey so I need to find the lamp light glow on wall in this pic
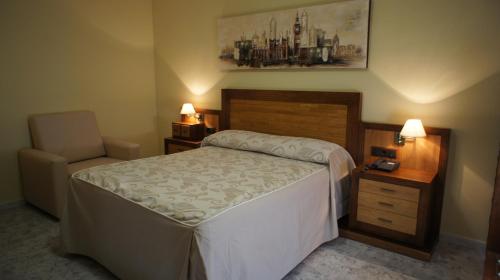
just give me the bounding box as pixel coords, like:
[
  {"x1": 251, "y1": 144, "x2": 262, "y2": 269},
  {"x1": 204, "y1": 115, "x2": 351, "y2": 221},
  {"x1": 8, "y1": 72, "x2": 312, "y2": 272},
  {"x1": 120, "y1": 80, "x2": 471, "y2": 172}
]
[{"x1": 394, "y1": 119, "x2": 426, "y2": 146}]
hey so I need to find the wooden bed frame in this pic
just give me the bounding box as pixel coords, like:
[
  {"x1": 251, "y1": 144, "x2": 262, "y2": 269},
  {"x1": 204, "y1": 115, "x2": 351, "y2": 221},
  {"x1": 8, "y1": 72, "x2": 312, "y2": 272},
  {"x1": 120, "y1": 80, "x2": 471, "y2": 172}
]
[{"x1": 221, "y1": 89, "x2": 362, "y2": 164}]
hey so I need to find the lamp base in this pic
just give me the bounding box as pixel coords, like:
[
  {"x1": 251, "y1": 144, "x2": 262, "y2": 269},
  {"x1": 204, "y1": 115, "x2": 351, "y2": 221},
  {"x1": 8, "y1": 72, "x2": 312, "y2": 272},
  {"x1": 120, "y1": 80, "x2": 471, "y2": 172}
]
[{"x1": 394, "y1": 132, "x2": 406, "y2": 146}]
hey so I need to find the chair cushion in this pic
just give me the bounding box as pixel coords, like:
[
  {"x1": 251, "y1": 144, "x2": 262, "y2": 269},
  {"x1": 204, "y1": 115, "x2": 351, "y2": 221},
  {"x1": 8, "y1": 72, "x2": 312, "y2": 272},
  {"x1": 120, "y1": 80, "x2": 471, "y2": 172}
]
[
  {"x1": 29, "y1": 111, "x2": 106, "y2": 163},
  {"x1": 68, "y1": 157, "x2": 123, "y2": 175}
]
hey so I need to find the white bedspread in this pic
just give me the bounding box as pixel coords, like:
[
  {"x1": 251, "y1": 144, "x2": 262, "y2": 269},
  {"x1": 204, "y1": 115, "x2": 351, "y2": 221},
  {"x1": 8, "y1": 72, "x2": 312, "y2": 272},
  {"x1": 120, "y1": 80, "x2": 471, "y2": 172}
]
[
  {"x1": 72, "y1": 146, "x2": 326, "y2": 226},
  {"x1": 61, "y1": 131, "x2": 355, "y2": 280}
]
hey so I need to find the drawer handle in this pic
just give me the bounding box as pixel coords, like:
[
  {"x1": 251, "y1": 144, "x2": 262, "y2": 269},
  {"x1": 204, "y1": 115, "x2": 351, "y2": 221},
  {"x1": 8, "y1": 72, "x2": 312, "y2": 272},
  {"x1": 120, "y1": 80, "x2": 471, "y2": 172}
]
[
  {"x1": 377, "y1": 217, "x2": 393, "y2": 224},
  {"x1": 380, "y1": 188, "x2": 396, "y2": 193},
  {"x1": 378, "y1": 201, "x2": 394, "y2": 208}
]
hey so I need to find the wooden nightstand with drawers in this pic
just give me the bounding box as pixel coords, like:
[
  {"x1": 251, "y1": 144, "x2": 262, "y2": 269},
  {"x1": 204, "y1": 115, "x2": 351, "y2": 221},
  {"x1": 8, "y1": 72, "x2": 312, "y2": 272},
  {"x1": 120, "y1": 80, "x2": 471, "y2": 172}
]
[
  {"x1": 348, "y1": 167, "x2": 437, "y2": 255},
  {"x1": 340, "y1": 122, "x2": 451, "y2": 261},
  {"x1": 164, "y1": 137, "x2": 201, "y2": 155}
]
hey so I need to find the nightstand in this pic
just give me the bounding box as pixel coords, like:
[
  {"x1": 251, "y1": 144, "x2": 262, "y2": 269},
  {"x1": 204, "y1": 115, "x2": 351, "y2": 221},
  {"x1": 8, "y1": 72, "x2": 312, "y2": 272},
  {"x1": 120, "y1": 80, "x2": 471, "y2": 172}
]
[
  {"x1": 340, "y1": 122, "x2": 451, "y2": 261},
  {"x1": 164, "y1": 137, "x2": 201, "y2": 155},
  {"x1": 349, "y1": 167, "x2": 437, "y2": 248},
  {"x1": 172, "y1": 122, "x2": 205, "y2": 141}
]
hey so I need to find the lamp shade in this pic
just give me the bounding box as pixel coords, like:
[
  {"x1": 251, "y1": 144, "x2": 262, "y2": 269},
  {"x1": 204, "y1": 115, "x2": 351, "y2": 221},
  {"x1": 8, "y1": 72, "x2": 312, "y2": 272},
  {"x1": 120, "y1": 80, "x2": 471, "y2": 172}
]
[
  {"x1": 400, "y1": 119, "x2": 426, "y2": 138},
  {"x1": 180, "y1": 103, "x2": 196, "y2": 115}
]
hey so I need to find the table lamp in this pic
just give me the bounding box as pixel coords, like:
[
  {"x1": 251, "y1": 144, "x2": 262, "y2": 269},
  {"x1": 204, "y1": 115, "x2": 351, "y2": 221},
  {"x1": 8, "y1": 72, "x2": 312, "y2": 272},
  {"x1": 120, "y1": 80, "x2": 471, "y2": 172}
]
[{"x1": 394, "y1": 119, "x2": 426, "y2": 145}]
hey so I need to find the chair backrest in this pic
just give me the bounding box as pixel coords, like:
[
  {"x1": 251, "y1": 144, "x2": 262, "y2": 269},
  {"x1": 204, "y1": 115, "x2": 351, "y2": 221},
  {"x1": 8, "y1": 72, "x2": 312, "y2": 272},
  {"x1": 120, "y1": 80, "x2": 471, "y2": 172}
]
[{"x1": 28, "y1": 111, "x2": 106, "y2": 163}]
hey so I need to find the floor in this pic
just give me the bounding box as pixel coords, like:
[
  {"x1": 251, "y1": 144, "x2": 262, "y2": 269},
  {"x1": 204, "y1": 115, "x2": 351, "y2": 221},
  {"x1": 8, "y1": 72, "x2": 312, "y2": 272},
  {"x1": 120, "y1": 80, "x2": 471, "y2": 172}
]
[{"x1": 0, "y1": 204, "x2": 485, "y2": 280}]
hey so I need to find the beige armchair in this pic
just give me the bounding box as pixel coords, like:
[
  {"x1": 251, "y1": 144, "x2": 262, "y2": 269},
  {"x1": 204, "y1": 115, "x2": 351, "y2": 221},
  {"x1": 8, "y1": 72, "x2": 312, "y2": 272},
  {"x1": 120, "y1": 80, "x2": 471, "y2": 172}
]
[{"x1": 18, "y1": 111, "x2": 140, "y2": 218}]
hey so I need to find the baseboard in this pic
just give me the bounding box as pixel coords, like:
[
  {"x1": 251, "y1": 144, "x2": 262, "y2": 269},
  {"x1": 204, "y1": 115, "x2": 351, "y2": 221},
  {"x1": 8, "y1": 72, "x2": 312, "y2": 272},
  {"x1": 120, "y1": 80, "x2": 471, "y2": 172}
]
[
  {"x1": 339, "y1": 227, "x2": 433, "y2": 261},
  {"x1": 440, "y1": 232, "x2": 486, "y2": 248},
  {"x1": 0, "y1": 199, "x2": 25, "y2": 210}
]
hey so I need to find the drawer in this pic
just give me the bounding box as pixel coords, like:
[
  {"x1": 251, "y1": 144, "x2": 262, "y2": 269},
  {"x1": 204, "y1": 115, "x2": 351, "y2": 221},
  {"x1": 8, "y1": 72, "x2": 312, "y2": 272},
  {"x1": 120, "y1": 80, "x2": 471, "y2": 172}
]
[
  {"x1": 181, "y1": 126, "x2": 191, "y2": 138},
  {"x1": 357, "y1": 205, "x2": 417, "y2": 235},
  {"x1": 359, "y1": 178, "x2": 420, "y2": 202},
  {"x1": 358, "y1": 191, "x2": 418, "y2": 218},
  {"x1": 172, "y1": 123, "x2": 181, "y2": 137},
  {"x1": 168, "y1": 143, "x2": 193, "y2": 154}
]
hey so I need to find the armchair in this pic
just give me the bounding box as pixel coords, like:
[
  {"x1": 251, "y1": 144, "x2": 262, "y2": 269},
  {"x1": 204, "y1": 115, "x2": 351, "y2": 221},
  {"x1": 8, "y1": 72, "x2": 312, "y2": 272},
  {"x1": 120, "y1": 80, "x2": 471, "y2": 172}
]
[{"x1": 18, "y1": 111, "x2": 140, "y2": 218}]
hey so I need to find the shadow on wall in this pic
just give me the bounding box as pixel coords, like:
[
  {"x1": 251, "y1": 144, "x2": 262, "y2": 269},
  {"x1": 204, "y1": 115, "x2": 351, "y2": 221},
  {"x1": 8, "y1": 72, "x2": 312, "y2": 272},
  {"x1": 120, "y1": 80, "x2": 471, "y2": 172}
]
[
  {"x1": 0, "y1": 0, "x2": 157, "y2": 203},
  {"x1": 372, "y1": 70, "x2": 500, "y2": 240},
  {"x1": 425, "y1": 71, "x2": 500, "y2": 240}
]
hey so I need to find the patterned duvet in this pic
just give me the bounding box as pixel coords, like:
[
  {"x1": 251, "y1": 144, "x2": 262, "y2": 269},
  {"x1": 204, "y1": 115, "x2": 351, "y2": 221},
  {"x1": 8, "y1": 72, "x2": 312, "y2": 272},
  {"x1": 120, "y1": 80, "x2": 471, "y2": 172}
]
[{"x1": 73, "y1": 146, "x2": 326, "y2": 226}]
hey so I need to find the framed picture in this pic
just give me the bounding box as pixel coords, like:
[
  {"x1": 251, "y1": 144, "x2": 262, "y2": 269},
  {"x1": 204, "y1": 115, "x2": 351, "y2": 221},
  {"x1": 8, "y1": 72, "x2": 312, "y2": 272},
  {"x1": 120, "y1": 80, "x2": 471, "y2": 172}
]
[{"x1": 217, "y1": 0, "x2": 370, "y2": 70}]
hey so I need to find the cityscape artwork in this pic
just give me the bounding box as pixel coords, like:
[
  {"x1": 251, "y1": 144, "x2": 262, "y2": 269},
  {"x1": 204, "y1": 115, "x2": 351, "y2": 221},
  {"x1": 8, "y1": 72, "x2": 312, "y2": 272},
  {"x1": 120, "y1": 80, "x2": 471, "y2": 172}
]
[{"x1": 217, "y1": 0, "x2": 370, "y2": 70}]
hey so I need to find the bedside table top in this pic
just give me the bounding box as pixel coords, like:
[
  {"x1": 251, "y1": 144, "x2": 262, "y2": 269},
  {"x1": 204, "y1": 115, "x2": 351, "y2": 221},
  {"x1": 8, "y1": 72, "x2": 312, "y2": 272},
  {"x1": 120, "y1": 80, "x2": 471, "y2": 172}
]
[
  {"x1": 164, "y1": 137, "x2": 202, "y2": 146},
  {"x1": 355, "y1": 166, "x2": 437, "y2": 185},
  {"x1": 172, "y1": 121, "x2": 204, "y2": 126}
]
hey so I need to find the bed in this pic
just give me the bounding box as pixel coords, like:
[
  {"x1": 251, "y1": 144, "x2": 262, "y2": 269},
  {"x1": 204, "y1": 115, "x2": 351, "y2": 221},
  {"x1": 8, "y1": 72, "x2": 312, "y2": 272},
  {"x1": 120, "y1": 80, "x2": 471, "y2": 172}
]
[{"x1": 61, "y1": 89, "x2": 361, "y2": 280}]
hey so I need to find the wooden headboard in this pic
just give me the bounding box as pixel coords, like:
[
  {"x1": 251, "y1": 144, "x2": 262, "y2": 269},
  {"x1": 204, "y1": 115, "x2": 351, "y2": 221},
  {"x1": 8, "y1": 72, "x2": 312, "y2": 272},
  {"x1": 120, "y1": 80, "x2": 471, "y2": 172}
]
[{"x1": 221, "y1": 89, "x2": 362, "y2": 163}]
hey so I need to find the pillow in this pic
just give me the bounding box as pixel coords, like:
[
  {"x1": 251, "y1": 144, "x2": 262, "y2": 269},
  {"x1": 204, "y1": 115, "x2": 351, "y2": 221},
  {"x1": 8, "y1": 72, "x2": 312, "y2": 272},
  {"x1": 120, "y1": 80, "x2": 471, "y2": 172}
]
[{"x1": 201, "y1": 130, "x2": 349, "y2": 164}]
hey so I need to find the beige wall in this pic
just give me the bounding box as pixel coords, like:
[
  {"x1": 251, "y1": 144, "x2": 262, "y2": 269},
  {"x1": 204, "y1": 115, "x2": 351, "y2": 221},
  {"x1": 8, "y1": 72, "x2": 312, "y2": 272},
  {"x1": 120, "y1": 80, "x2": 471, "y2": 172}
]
[
  {"x1": 0, "y1": 0, "x2": 158, "y2": 203},
  {"x1": 152, "y1": 0, "x2": 500, "y2": 241},
  {"x1": 0, "y1": 0, "x2": 498, "y2": 243}
]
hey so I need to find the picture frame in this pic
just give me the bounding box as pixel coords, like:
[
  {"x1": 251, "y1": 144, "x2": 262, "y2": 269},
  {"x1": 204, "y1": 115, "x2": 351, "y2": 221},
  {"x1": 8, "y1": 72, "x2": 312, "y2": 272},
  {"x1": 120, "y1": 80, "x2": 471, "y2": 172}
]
[{"x1": 217, "y1": 0, "x2": 371, "y2": 70}]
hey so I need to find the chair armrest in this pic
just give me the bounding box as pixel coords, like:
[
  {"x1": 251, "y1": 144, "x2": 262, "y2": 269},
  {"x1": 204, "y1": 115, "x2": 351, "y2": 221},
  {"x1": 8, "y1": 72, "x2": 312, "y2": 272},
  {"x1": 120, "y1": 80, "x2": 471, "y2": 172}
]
[
  {"x1": 19, "y1": 148, "x2": 67, "y2": 165},
  {"x1": 18, "y1": 148, "x2": 68, "y2": 218},
  {"x1": 102, "y1": 137, "x2": 140, "y2": 160}
]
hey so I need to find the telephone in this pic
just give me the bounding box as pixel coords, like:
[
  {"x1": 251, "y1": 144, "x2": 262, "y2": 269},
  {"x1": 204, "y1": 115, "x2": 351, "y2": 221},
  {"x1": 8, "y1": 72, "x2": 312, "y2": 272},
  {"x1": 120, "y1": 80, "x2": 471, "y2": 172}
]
[{"x1": 368, "y1": 158, "x2": 400, "y2": 172}]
